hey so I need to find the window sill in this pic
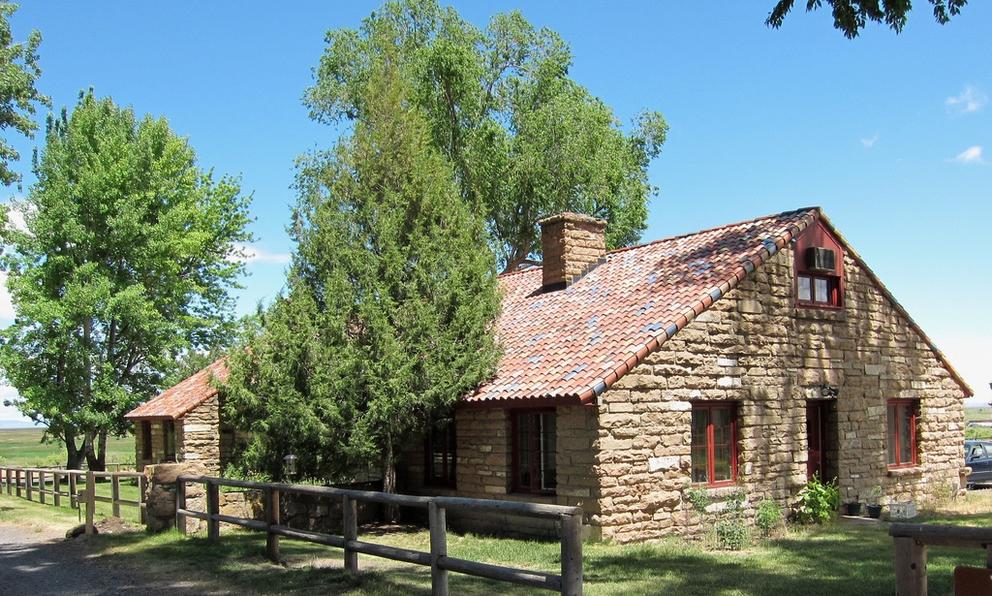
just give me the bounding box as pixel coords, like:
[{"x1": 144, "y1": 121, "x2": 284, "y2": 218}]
[{"x1": 887, "y1": 466, "x2": 923, "y2": 478}]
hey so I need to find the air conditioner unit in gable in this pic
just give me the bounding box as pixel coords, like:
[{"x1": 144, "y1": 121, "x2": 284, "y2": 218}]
[{"x1": 805, "y1": 247, "x2": 835, "y2": 272}]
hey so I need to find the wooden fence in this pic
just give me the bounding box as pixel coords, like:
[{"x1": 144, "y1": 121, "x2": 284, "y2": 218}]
[
  {"x1": 0, "y1": 465, "x2": 146, "y2": 529},
  {"x1": 177, "y1": 475, "x2": 583, "y2": 596},
  {"x1": 890, "y1": 522, "x2": 992, "y2": 595}
]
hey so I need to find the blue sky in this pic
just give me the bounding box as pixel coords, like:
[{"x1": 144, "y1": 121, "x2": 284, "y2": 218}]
[{"x1": 1, "y1": 1, "x2": 989, "y2": 421}]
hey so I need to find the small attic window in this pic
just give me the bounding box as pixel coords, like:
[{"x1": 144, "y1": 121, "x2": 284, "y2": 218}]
[{"x1": 795, "y1": 226, "x2": 844, "y2": 309}]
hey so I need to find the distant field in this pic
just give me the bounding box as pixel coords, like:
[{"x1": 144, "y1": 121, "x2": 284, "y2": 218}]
[
  {"x1": 966, "y1": 407, "x2": 991, "y2": 423},
  {"x1": 0, "y1": 428, "x2": 133, "y2": 468}
]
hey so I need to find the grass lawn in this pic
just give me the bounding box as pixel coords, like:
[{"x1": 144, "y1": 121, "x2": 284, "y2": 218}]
[
  {"x1": 3, "y1": 490, "x2": 992, "y2": 594},
  {"x1": 0, "y1": 428, "x2": 134, "y2": 468}
]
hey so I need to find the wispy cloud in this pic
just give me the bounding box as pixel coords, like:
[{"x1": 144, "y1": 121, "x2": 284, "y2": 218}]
[
  {"x1": 228, "y1": 243, "x2": 291, "y2": 265},
  {"x1": 952, "y1": 145, "x2": 984, "y2": 164},
  {"x1": 860, "y1": 133, "x2": 879, "y2": 148},
  {"x1": 946, "y1": 85, "x2": 988, "y2": 114}
]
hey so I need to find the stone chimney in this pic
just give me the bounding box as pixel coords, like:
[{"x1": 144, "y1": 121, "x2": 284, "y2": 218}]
[{"x1": 539, "y1": 212, "x2": 607, "y2": 290}]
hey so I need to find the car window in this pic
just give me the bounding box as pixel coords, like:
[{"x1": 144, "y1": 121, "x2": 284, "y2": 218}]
[{"x1": 970, "y1": 444, "x2": 986, "y2": 460}]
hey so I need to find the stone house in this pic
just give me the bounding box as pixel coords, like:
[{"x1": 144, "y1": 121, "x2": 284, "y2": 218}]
[
  {"x1": 125, "y1": 358, "x2": 238, "y2": 474},
  {"x1": 398, "y1": 207, "x2": 972, "y2": 542}
]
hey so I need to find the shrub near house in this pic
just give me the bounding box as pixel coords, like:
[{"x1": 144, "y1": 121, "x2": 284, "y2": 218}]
[{"x1": 399, "y1": 208, "x2": 971, "y2": 542}]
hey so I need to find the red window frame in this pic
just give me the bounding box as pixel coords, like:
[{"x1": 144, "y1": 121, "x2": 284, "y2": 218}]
[
  {"x1": 424, "y1": 421, "x2": 457, "y2": 488},
  {"x1": 887, "y1": 399, "x2": 918, "y2": 468},
  {"x1": 796, "y1": 273, "x2": 842, "y2": 308},
  {"x1": 690, "y1": 402, "x2": 738, "y2": 487},
  {"x1": 511, "y1": 409, "x2": 557, "y2": 495},
  {"x1": 141, "y1": 420, "x2": 153, "y2": 460}
]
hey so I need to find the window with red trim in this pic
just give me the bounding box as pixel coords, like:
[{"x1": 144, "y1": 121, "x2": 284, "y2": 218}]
[
  {"x1": 691, "y1": 402, "x2": 738, "y2": 486},
  {"x1": 425, "y1": 421, "x2": 456, "y2": 488},
  {"x1": 797, "y1": 273, "x2": 841, "y2": 307},
  {"x1": 511, "y1": 410, "x2": 556, "y2": 494},
  {"x1": 887, "y1": 399, "x2": 918, "y2": 468}
]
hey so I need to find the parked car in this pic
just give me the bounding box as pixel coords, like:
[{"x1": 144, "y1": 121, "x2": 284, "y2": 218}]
[{"x1": 964, "y1": 440, "x2": 992, "y2": 487}]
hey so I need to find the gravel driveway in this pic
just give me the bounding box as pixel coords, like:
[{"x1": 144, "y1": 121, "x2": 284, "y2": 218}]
[{"x1": 0, "y1": 523, "x2": 222, "y2": 595}]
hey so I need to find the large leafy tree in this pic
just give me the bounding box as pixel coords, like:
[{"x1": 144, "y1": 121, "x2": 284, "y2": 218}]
[
  {"x1": 0, "y1": 2, "x2": 49, "y2": 186},
  {"x1": 766, "y1": 0, "x2": 967, "y2": 38},
  {"x1": 224, "y1": 46, "x2": 500, "y2": 502},
  {"x1": 0, "y1": 91, "x2": 252, "y2": 469},
  {"x1": 306, "y1": 0, "x2": 667, "y2": 272}
]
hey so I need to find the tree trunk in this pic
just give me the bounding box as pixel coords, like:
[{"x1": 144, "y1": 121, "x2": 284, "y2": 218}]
[
  {"x1": 383, "y1": 441, "x2": 398, "y2": 522},
  {"x1": 65, "y1": 431, "x2": 85, "y2": 469}
]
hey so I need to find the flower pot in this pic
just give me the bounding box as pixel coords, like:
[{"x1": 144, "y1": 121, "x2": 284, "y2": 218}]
[
  {"x1": 866, "y1": 504, "x2": 883, "y2": 519},
  {"x1": 844, "y1": 502, "x2": 862, "y2": 516}
]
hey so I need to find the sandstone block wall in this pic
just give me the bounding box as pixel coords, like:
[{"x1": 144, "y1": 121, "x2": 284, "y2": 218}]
[{"x1": 134, "y1": 419, "x2": 169, "y2": 471}]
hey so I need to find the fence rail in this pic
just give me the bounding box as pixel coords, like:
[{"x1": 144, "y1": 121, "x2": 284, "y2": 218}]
[
  {"x1": 890, "y1": 522, "x2": 992, "y2": 595},
  {"x1": 0, "y1": 465, "x2": 146, "y2": 528},
  {"x1": 177, "y1": 475, "x2": 583, "y2": 596}
]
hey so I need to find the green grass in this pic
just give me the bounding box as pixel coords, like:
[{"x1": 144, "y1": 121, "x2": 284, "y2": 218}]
[
  {"x1": 0, "y1": 428, "x2": 133, "y2": 467},
  {"x1": 965, "y1": 407, "x2": 991, "y2": 423},
  {"x1": 3, "y1": 491, "x2": 992, "y2": 595}
]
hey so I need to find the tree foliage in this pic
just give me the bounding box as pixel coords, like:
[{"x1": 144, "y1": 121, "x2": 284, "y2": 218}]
[
  {"x1": 223, "y1": 47, "x2": 500, "y2": 489},
  {"x1": 306, "y1": 0, "x2": 667, "y2": 271},
  {"x1": 0, "y1": 91, "x2": 252, "y2": 468},
  {"x1": 0, "y1": 2, "x2": 49, "y2": 186},
  {"x1": 766, "y1": 0, "x2": 968, "y2": 38}
]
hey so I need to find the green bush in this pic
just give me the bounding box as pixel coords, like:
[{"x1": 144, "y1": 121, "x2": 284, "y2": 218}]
[
  {"x1": 685, "y1": 487, "x2": 711, "y2": 513},
  {"x1": 795, "y1": 475, "x2": 840, "y2": 524},
  {"x1": 715, "y1": 519, "x2": 750, "y2": 550},
  {"x1": 755, "y1": 499, "x2": 782, "y2": 535}
]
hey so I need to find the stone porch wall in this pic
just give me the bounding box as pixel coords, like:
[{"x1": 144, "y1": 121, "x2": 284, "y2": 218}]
[
  {"x1": 179, "y1": 396, "x2": 223, "y2": 474},
  {"x1": 134, "y1": 419, "x2": 170, "y2": 471}
]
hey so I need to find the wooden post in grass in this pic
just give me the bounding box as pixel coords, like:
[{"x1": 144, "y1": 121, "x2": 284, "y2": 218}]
[
  {"x1": 138, "y1": 474, "x2": 147, "y2": 524},
  {"x1": 4, "y1": 468, "x2": 10, "y2": 495},
  {"x1": 15, "y1": 468, "x2": 22, "y2": 497},
  {"x1": 84, "y1": 470, "x2": 95, "y2": 535},
  {"x1": 111, "y1": 474, "x2": 121, "y2": 517},
  {"x1": 69, "y1": 472, "x2": 78, "y2": 508},
  {"x1": 265, "y1": 487, "x2": 280, "y2": 562},
  {"x1": 894, "y1": 536, "x2": 927, "y2": 596},
  {"x1": 206, "y1": 479, "x2": 219, "y2": 543},
  {"x1": 25, "y1": 469, "x2": 33, "y2": 501},
  {"x1": 428, "y1": 500, "x2": 448, "y2": 596},
  {"x1": 561, "y1": 513, "x2": 583, "y2": 596},
  {"x1": 343, "y1": 495, "x2": 358, "y2": 573},
  {"x1": 38, "y1": 470, "x2": 46, "y2": 504},
  {"x1": 176, "y1": 477, "x2": 187, "y2": 534},
  {"x1": 53, "y1": 471, "x2": 61, "y2": 507}
]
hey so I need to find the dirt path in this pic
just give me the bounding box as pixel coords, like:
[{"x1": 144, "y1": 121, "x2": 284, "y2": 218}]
[{"x1": 0, "y1": 522, "x2": 225, "y2": 596}]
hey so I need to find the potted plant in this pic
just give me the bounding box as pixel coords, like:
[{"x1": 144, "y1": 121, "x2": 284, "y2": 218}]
[
  {"x1": 866, "y1": 486, "x2": 883, "y2": 519},
  {"x1": 842, "y1": 488, "x2": 862, "y2": 516}
]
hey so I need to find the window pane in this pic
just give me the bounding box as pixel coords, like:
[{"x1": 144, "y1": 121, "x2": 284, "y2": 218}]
[
  {"x1": 516, "y1": 414, "x2": 531, "y2": 488},
  {"x1": 814, "y1": 278, "x2": 829, "y2": 303},
  {"x1": 712, "y1": 407, "x2": 734, "y2": 481},
  {"x1": 887, "y1": 405, "x2": 897, "y2": 465},
  {"x1": 540, "y1": 413, "x2": 557, "y2": 491},
  {"x1": 798, "y1": 275, "x2": 812, "y2": 301},
  {"x1": 899, "y1": 405, "x2": 914, "y2": 465},
  {"x1": 691, "y1": 408, "x2": 709, "y2": 483}
]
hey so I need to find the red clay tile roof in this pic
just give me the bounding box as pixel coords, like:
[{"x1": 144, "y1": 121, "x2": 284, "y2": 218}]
[
  {"x1": 466, "y1": 207, "x2": 972, "y2": 404},
  {"x1": 124, "y1": 358, "x2": 229, "y2": 419}
]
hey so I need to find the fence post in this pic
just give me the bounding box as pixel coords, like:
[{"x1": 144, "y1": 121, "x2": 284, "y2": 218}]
[
  {"x1": 111, "y1": 474, "x2": 121, "y2": 517},
  {"x1": 15, "y1": 468, "x2": 22, "y2": 497},
  {"x1": 428, "y1": 500, "x2": 448, "y2": 596},
  {"x1": 176, "y1": 477, "x2": 187, "y2": 534},
  {"x1": 25, "y1": 469, "x2": 33, "y2": 501},
  {"x1": 39, "y1": 470, "x2": 47, "y2": 504},
  {"x1": 4, "y1": 468, "x2": 9, "y2": 495},
  {"x1": 53, "y1": 472, "x2": 61, "y2": 507},
  {"x1": 343, "y1": 495, "x2": 358, "y2": 573},
  {"x1": 561, "y1": 513, "x2": 583, "y2": 596},
  {"x1": 265, "y1": 487, "x2": 280, "y2": 562},
  {"x1": 69, "y1": 472, "x2": 78, "y2": 508},
  {"x1": 138, "y1": 474, "x2": 147, "y2": 524},
  {"x1": 207, "y1": 480, "x2": 220, "y2": 543},
  {"x1": 84, "y1": 470, "x2": 95, "y2": 535},
  {"x1": 894, "y1": 536, "x2": 927, "y2": 596}
]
